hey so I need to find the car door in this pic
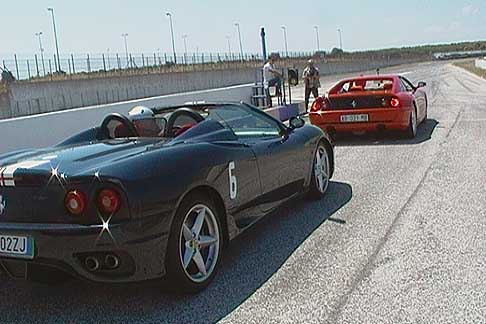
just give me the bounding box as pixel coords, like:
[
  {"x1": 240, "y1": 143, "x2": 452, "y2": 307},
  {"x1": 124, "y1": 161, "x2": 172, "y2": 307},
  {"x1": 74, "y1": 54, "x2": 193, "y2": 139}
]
[
  {"x1": 218, "y1": 139, "x2": 264, "y2": 228},
  {"x1": 401, "y1": 76, "x2": 426, "y2": 121},
  {"x1": 208, "y1": 104, "x2": 307, "y2": 213}
]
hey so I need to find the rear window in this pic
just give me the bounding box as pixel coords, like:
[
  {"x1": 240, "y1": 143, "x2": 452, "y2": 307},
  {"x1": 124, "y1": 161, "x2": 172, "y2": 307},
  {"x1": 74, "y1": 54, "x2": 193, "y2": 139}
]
[{"x1": 337, "y1": 79, "x2": 394, "y2": 93}]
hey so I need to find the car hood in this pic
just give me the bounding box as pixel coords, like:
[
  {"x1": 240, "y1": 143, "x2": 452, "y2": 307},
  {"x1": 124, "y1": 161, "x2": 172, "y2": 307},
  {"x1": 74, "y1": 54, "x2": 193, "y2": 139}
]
[{"x1": 0, "y1": 138, "x2": 168, "y2": 184}]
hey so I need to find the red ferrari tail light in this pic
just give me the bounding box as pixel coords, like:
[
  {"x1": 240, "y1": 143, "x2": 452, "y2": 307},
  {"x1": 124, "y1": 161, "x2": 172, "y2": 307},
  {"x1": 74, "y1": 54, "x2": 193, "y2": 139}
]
[
  {"x1": 97, "y1": 189, "x2": 121, "y2": 215},
  {"x1": 390, "y1": 97, "x2": 401, "y2": 108},
  {"x1": 311, "y1": 97, "x2": 327, "y2": 112},
  {"x1": 65, "y1": 190, "x2": 87, "y2": 216}
]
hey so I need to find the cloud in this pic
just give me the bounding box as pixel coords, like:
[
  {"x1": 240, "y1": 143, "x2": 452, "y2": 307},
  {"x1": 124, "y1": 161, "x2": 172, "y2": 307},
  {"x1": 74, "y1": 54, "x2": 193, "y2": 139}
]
[{"x1": 462, "y1": 4, "x2": 480, "y2": 16}]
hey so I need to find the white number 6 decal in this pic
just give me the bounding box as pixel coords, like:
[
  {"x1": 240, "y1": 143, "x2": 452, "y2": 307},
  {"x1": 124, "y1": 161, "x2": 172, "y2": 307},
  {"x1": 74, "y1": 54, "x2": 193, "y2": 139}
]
[{"x1": 229, "y1": 161, "x2": 237, "y2": 200}]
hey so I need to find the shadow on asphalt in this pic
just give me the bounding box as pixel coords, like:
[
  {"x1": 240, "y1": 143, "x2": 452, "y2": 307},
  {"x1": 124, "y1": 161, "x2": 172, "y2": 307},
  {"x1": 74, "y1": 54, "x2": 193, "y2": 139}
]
[
  {"x1": 0, "y1": 181, "x2": 352, "y2": 324},
  {"x1": 334, "y1": 118, "x2": 439, "y2": 147}
]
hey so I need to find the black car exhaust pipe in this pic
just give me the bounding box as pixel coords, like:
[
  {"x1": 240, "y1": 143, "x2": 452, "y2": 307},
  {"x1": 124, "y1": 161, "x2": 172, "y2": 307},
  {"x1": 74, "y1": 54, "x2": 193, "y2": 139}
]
[
  {"x1": 105, "y1": 254, "x2": 120, "y2": 270},
  {"x1": 85, "y1": 256, "x2": 100, "y2": 272}
]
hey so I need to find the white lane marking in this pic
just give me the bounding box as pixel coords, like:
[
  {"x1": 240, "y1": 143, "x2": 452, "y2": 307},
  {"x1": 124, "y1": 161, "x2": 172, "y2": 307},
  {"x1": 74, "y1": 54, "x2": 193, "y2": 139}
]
[{"x1": 399, "y1": 71, "x2": 414, "y2": 76}]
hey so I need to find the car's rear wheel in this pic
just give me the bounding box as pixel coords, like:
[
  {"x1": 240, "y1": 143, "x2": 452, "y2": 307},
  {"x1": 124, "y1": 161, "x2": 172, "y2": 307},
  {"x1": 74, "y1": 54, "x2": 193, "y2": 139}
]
[
  {"x1": 308, "y1": 142, "x2": 330, "y2": 199},
  {"x1": 404, "y1": 107, "x2": 418, "y2": 139},
  {"x1": 423, "y1": 95, "x2": 428, "y2": 122},
  {"x1": 165, "y1": 193, "x2": 223, "y2": 293}
]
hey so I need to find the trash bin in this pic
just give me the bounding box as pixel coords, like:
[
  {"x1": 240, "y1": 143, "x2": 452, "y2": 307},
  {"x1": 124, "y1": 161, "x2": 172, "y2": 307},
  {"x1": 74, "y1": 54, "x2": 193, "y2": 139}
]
[{"x1": 288, "y1": 68, "x2": 298, "y2": 86}]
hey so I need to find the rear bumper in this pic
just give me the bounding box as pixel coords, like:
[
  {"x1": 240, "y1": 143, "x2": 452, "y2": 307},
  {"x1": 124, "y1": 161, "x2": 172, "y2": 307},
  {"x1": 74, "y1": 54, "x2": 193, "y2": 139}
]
[
  {"x1": 0, "y1": 215, "x2": 171, "y2": 283},
  {"x1": 309, "y1": 108, "x2": 410, "y2": 133}
]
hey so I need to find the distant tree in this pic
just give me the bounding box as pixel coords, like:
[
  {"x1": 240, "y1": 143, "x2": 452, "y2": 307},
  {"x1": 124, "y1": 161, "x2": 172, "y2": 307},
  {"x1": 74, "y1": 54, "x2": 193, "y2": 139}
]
[{"x1": 330, "y1": 48, "x2": 344, "y2": 56}]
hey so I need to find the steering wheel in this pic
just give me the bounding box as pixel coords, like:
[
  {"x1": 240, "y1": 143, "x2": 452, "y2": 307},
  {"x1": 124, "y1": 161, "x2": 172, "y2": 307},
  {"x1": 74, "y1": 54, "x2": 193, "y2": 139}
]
[
  {"x1": 100, "y1": 113, "x2": 139, "y2": 139},
  {"x1": 165, "y1": 108, "x2": 205, "y2": 137}
]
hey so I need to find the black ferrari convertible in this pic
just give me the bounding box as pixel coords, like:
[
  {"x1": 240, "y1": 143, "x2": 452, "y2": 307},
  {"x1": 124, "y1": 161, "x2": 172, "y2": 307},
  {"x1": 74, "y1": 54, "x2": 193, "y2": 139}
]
[{"x1": 0, "y1": 102, "x2": 334, "y2": 292}]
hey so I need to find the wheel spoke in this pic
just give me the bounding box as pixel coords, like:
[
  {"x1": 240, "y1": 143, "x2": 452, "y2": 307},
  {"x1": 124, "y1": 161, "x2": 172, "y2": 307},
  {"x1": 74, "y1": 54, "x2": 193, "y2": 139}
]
[
  {"x1": 317, "y1": 173, "x2": 323, "y2": 191},
  {"x1": 322, "y1": 155, "x2": 329, "y2": 178},
  {"x1": 191, "y1": 208, "x2": 206, "y2": 237},
  {"x1": 199, "y1": 235, "x2": 218, "y2": 248},
  {"x1": 183, "y1": 245, "x2": 194, "y2": 269},
  {"x1": 182, "y1": 224, "x2": 193, "y2": 242},
  {"x1": 316, "y1": 152, "x2": 322, "y2": 169},
  {"x1": 192, "y1": 250, "x2": 207, "y2": 276}
]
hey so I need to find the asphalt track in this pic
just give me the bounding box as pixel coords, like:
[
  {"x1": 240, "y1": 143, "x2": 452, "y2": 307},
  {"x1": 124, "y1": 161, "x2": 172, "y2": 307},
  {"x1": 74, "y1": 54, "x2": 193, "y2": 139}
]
[{"x1": 1, "y1": 61, "x2": 485, "y2": 324}]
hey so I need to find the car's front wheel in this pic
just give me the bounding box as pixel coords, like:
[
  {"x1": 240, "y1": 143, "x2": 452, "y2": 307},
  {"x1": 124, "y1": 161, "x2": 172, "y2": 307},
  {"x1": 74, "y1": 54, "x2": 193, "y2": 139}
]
[
  {"x1": 308, "y1": 142, "x2": 330, "y2": 199},
  {"x1": 166, "y1": 193, "x2": 223, "y2": 293}
]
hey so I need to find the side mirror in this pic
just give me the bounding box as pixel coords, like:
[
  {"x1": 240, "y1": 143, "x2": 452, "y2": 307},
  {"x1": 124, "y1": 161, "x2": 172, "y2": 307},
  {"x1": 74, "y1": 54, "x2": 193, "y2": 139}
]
[
  {"x1": 417, "y1": 81, "x2": 427, "y2": 88},
  {"x1": 289, "y1": 116, "x2": 305, "y2": 130}
]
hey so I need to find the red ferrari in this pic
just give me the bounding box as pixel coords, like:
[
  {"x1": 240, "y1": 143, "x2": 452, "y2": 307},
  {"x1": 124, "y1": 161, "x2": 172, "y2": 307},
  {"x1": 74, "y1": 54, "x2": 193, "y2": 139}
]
[{"x1": 309, "y1": 74, "x2": 428, "y2": 138}]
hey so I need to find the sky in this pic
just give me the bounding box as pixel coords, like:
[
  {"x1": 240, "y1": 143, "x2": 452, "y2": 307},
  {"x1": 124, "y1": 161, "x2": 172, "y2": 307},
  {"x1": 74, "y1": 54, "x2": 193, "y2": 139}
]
[{"x1": 1, "y1": 0, "x2": 485, "y2": 58}]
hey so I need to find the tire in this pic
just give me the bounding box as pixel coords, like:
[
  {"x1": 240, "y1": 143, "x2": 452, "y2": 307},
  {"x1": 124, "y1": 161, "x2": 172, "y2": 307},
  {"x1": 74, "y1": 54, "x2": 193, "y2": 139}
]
[
  {"x1": 423, "y1": 96, "x2": 428, "y2": 122},
  {"x1": 165, "y1": 193, "x2": 223, "y2": 294},
  {"x1": 404, "y1": 106, "x2": 418, "y2": 139},
  {"x1": 307, "y1": 142, "x2": 331, "y2": 200}
]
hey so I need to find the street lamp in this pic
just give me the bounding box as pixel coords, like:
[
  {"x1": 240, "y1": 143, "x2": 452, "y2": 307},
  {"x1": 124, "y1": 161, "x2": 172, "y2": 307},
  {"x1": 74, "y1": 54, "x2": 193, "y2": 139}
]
[
  {"x1": 35, "y1": 31, "x2": 46, "y2": 76},
  {"x1": 338, "y1": 28, "x2": 343, "y2": 51},
  {"x1": 182, "y1": 34, "x2": 188, "y2": 64},
  {"x1": 166, "y1": 12, "x2": 177, "y2": 64},
  {"x1": 234, "y1": 22, "x2": 244, "y2": 61},
  {"x1": 121, "y1": 33, "x2": 129, "y2": 67},
  {"x1": 47, "y1": 7, "x2": 61, "y2": 72},
  {"x1": 281, "y1": 25, "x2": 289, "y2": 58},
  {"x1": 314, "y1": 25, "x2": 320, "y2": 52}
]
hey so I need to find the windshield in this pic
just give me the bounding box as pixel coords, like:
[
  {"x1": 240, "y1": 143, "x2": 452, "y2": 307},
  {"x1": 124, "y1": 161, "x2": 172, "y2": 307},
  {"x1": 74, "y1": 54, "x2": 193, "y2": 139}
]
[
  {"x1": 132, "y1": 117, "x2": 166, "y2": 137},
  {"x1": 337, "y1": 78, "x2": 394, "y2": 93}
]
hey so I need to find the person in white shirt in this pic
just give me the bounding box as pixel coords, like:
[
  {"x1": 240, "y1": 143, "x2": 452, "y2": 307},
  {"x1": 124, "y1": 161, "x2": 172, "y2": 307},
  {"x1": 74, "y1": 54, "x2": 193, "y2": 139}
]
[{"x1": 263, "y1": 58, "x2": 283, "y2": 98}]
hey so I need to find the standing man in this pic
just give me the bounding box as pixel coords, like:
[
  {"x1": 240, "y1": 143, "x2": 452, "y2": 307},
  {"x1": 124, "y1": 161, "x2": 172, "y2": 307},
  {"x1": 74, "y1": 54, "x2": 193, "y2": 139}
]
[
  {"x1": 263, "y1": 58, "x2": 283, "y2": 106},
  {"x1": 303, "y1": 59, "x2": 321, "y2": 111}
]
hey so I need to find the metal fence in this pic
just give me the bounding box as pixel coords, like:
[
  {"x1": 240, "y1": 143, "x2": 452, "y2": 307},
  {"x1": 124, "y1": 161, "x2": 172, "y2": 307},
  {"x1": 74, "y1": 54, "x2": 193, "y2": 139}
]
[
  {"x1": 1, "y1": 50, "x2": 433, "y2": 82},
  {"x1": 1, "y1": 51, "x2": 314, "y2": 81}
]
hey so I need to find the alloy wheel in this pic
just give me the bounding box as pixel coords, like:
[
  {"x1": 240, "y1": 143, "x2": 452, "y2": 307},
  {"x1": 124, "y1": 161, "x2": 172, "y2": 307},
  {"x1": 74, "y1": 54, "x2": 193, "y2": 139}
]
[
  {"x1": 314, "y1": 146, "x2": 330, "y2": 194},
  {"x1": 178, "y1": 204, "x2": 220, "y2": 283}
]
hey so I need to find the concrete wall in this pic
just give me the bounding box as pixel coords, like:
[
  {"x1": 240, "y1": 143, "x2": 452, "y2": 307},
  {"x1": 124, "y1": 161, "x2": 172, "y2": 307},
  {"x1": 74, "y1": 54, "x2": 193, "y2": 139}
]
[
  {"x1": 0, "y1": 84, "x2": 253, "y2": 155},
  {"x1": 1, "y1": 68, "x2": 258, "y2": 119},
  {"x1": 0, "y1": 56, "x2": 426, "y2": 120}
]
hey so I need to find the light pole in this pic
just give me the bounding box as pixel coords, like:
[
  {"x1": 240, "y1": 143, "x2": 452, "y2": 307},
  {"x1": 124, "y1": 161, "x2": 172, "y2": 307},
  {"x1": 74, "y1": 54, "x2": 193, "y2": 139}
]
[
  {"x1": 314, "y1": 25, "x2": 320, "y2": 52},
  {"x1": 338, "y1": 28, "x2": 343, "y2": 51},
  {"x1": 225, "y1": 35, "x2": 231, "y2": 56},
  {"x1": 234, "y1": 22, "x2": 244, "y2": 60},
  {"x1": 182, "y1": 34, "x2": 188, "y2": 64},
  {"x1": 281, "y1": 25, "x2": 289, "y2": 58},
  {"x1": 107, "y1": 48, "x2": 111, "y2": 70},
  {"x1": 35, "y1": 31, "x2": 46, "y2": 75},
  {"x1": 166, "y1": 12, "x2": 177, "y2": 64},
  {"x1": 47, "y1": 8, "x2": 61, "y2": 72},
  {"x1": 121, "y1": 33, "x2": 129, "y2": 67}
]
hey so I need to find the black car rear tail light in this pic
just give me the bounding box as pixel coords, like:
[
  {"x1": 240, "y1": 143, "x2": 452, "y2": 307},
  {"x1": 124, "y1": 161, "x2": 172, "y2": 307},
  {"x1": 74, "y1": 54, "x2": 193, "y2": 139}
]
[
  {"x1": 65, "y1": 190, "x2": 87, "y2": 216},
  {"x1": 97, "y1": 189, "x2": 121, "y2": 215}
]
